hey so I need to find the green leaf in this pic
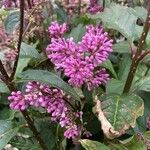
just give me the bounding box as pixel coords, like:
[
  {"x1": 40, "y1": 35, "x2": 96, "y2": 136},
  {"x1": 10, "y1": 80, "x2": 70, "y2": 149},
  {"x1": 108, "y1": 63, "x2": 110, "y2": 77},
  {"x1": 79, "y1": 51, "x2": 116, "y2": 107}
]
[
  {"x1": 0, "y1": 82, "x2": 9, "y2": 93},
  {"x1": 95, "y1": 4, "x2": 137, "y2": 41},
  {"x1": 106, "y1": 79, "x2": 125, "y2": 94},
  {"x1": 68, "y1": 24, "x2": 86, "y2": 42},
  {"x1": 15, "y1": 58, "x2": 31, "y2": 76},
  {"x1": 134, "y1": 91, "x2": 150, "y2": 133},
  {"x1": 100, "y1": 94, "x2": 144, "y2": 131},
  {"x1": 20, "y1": 42, "x2": 41, "y2": 60},
  {"x1": 101, "y1": 60, "x2": 117, "y2": 78},
  {"x1": 0, "y1": 108, "x2": 16, "y2": 120},
  {"x1": 132, "y1": 76, "x2": 150, "y2": 92},
  {"x1": 88, "y1": 4, "x2": 149, "y2": 43},
  {"x1": 11, "y1": 137, "x2": 39, "y2": 150},
  {"x1": 134, "y1": 64, "x2": 149, "y2": 80},
  {"x1": 35, "y1": 120, "x2": 57, "y2": 150},
  {"x1": 112, "y1": 41, "x2": 131, "y2": 53},
  {"x1": 16, "y1": 70, "x2": 80, "y2": 101},
  {"x1": 0, "y1": 9, "x2": 8, "y2": 17},
  {"x1": 55, "y1": 7, "x2": 67, "y2": 22},
  {"x1": 4, "y1": 10, "x2": 20, "y2": 33},
  {"x1": 0, "y1": 120, "x2": 20, "y2": 150},
  {"x1": 144, "y1": 131, "x2": 150, "y2": 141},
  {"x1": 0, "y1": 94, "x2": 9, "y2": 105},
  {"x1": 108, "y1": 142, "x2": 127, "y2": 150},
  {"x1": 119, "y1": 135, "x2": 147, "y2": 150},
  {"x1": 80, "y1": 139, "x2": 110, "y2": 150},
  {"x1": 99, "y1": 0, "x2": 111, "y2": 7},
  {"x1": 118, "y1": 54, "x2": 132, "y2": 81},
  {"x1": 133, "y1": 7, "x2": 147, "y2": 21},
  {"x1": 134, "y1": 25, "x2": 150, "y2": 46}
]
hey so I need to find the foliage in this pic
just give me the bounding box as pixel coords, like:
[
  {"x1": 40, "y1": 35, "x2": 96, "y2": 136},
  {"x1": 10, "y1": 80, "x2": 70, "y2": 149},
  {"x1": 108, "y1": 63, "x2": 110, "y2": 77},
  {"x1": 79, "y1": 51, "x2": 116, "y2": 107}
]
[{"x1": 0, "y1": 0, "x2": 150, "y2": 149}]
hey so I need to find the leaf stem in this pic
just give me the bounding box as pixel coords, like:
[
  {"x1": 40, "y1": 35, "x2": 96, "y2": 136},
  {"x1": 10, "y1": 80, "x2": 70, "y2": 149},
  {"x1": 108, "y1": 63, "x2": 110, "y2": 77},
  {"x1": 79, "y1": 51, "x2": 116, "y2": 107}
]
[
  {"x1": 78, "y1": 0, "x2": 81, "y2": 15},
  {"x1": 0, "y1": 60, "x2": 10, "y2": 82},
  {"x1": 22, "y1": 110, "x2": 48, "y2": 150},
  {"x1": 123, "y1": 9, "x2": 150, "y2": 93},
  {"x1": 0, "y1": 60, "x2": 14, "y2": 90},
  {"x1": 10, "y1": 0, "x2": 25, "y2": 80},
  {"x1": 103, "y1": 0, "x2": 105, "y2": 9}
]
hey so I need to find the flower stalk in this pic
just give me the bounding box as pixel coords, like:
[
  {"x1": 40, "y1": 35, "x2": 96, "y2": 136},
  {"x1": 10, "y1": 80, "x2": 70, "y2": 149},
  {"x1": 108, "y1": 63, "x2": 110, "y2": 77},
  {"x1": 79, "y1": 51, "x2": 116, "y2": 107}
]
[
  {"x1": 10, "y1": 0, "x2": 25, "y2": 80},
  {"x1": 123, "y1": 9, "x2": 150, "y2": 93}
]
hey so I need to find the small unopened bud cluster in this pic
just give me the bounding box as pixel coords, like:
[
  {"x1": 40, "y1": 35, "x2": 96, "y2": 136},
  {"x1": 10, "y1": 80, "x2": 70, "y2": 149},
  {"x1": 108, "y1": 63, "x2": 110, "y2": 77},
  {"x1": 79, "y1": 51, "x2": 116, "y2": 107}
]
[
  {"x1": 8, "y1": 81, "x2": 91, "y2": 139},
  {"x1": 88, "y1": 0, "x2": 103, "y2": 14},
  {"x1": 46, "y1": 22, "x2": 112, "y2": 90},
  {"x1": 4, "y1": 49, "x2": 18, "y2": 62}
]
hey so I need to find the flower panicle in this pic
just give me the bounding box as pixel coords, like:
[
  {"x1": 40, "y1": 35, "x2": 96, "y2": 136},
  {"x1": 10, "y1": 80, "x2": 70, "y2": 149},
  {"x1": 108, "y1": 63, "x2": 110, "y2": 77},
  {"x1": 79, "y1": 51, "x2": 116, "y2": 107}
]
[
  {"x1": 46, "y1": 22, "x2": 113, "y2": 90},
  {"x1": 8, "y1": 81, "x2": 91, "y2": 139}
]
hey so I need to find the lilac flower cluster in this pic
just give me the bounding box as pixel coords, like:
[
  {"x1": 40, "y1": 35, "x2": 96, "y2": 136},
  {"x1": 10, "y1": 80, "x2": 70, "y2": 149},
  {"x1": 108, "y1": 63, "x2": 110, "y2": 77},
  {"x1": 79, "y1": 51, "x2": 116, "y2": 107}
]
[
  {"x1": 8, "y1": 81, "x2": 90, "y2": 139},
  {"x1": 88, "y1": 0, "x2": 103, "y2": 14},
  {"x1": 46, "y1": 22, "x2": 112, "y2": 90}
]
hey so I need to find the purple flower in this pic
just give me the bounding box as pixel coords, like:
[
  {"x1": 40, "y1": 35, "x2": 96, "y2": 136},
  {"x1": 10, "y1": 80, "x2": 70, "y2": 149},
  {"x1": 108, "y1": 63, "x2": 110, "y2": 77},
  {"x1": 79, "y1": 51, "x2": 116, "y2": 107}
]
[
  {"x1": 47, "y1": 98, "x2": 71, "y2": 127},
  {"x1": 46, "y1": 38, "x2": 79, "y2": 69},
  {"x1": 46, "y1": 24, "x2": 112, "y2": 89},
  {"x1": 86, "y1": 68, "x2": 109, "y2": 90},
  {"x1": 88, "y1": 0, "x2": 103, "y2": 14},
  {"x1": 63, "y1": 57, "x2": 94, "y2": 87},
  {"x1": 64, "y1": 125, "x2": 80, "y2": 139},
  {"x1": 8, "y1": 81, "x2": 88, "y2": 139},
  {"x1": 79, "y1": 25, "x2": 113, "y2": 67},
  {"x1": 2, "y1": 0, "x2": 12, "y2": 7},
  {"x1": 83, "y1": 130, "x2": 92, "y2": 137},
  {"x1": 25, "y1": 82, "x2": 50, "y2": 107},
  {"x1": 8, "y1": 91, "x2": 28, "y2": 110},
  {"x1": 48, "y1": 21, "x2": 68, "y2": 38},
  {"x1": 4, "y1": 49, "x2": 18, "y2": 62}
]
